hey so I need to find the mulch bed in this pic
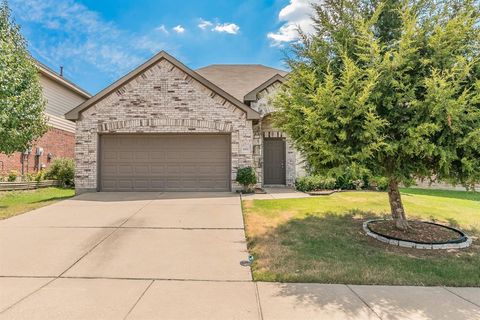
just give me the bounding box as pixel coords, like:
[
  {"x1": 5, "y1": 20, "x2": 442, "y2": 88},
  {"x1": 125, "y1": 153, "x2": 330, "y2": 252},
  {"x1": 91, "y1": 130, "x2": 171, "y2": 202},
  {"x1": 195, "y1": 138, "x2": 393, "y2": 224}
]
[
  {"x1": 307, "y1": 190, "x2": 337, "y2": 196},
  {"x1": 368, "y1": 220, "x2": 463, "y2": 243}
]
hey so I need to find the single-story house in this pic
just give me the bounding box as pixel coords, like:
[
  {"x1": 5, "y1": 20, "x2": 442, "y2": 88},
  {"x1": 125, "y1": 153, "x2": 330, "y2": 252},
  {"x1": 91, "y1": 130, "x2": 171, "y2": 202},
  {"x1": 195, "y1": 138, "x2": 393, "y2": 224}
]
[
  {"x1": 0, "y1": 61, "x2": 90, "y2": 175},
  {"x1": 65, "y1": 51, "x2": 305, "y2": 193}
]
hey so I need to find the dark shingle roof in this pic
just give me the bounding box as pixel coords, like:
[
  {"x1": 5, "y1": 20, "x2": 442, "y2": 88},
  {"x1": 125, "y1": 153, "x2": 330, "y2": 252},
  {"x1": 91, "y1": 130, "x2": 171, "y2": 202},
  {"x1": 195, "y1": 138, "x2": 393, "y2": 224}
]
[{"x1": 196, "y1": 64, "x2": 288, "y2": 101}]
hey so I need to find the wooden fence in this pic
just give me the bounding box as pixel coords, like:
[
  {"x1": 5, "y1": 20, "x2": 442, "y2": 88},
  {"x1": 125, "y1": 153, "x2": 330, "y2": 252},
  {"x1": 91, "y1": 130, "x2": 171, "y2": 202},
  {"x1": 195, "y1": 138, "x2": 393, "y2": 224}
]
[{"x1": 0, "y1": 180, "x2": 61, "y2": 192}]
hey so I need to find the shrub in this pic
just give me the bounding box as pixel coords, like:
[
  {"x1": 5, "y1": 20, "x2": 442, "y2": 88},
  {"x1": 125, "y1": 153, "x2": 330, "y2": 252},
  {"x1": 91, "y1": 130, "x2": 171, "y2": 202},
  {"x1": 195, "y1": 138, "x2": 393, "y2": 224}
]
[
  {"x1": 23, "y1": 173, "x2": 35, "y2": 182},
  {"x1": 7, "y1": 170, "x2": 18, "y2": 182},
  {"x1": 45, "y1": 158, "x2": 75, "y2": 187},
  {"x1": 236, "y1": 167, "x2": 257, "y2": 192},
  {"x1": 333, "y1": 170, "x2": 370, "y2": 190},
  {"x1": 295, "y1": 175, "x2": 336, "y2": 192},
  {"x1": 371, "y1": 176, "x2": 389, "y2": 191},
  {"x1": 34, "y1": 170, "x2": 45, "y2": 182}
]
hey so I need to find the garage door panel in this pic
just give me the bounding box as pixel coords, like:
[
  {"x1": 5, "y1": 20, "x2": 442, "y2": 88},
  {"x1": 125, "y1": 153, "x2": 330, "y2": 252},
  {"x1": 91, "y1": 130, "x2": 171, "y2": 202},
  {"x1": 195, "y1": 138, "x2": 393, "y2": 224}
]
[
  {"x1": 100, "y1": 134, "x2": 230, "y2": 191},
  {"x1": 134, "y1": 151, "x2": 149, "y2": 161},
  {"x1": 133, "y1": 180, "x2": 149, "y2": 189},
  {"x1": 150, "y1": 179, "x2": 166, "y2": 189},
  {"x1": 103, "y1": 151, "x2": 117, "y2": 160},
  {"x1": 118, "y1": 152, "x2": 134, "y2": 161},
  {"x1": 117, "y1": 165, "x2": 133, "y2": 175},
  {"x1": 117, "y1": 180, "x2": 134, "y2": 189},
  {"x1": 150, "y1": 151, "x2": 166, "y2": 160},
  {"x1": 150, "y1": 165, "x2": 166, "y2": 174},
  {"x1": 102, "y1": 179, "x2": 117, "y2": 190},
  {"x1": 102, "y1": 165, "x2": 117, "y2": 175},
  {"x1": 165, "y1": 165, "x2": 182, "y2": 175},
  {"x1": 134, "y1": 165, "x2": 149, "y2": 175}
]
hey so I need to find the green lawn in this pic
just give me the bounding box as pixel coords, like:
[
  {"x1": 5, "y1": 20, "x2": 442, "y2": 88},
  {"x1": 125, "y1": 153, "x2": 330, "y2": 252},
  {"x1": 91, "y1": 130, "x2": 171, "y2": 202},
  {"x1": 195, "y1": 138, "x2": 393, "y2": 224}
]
[
  {"x1": 0, "y1": 187, "x2": 75, "y2": 219},
  {"x1": 243, "y1": 188, "x2": 480, "y2": 286}
]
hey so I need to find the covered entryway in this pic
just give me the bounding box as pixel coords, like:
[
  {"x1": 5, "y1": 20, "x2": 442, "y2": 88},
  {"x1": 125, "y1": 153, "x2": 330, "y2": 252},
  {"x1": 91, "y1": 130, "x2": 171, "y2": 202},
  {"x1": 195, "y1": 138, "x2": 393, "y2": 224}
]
[
  {"x1": 99, "y1": 134, "x2": 230, "y2": 191},
  {"x1": 263, "y1": 138, "x2": 286, "y2": 185}
]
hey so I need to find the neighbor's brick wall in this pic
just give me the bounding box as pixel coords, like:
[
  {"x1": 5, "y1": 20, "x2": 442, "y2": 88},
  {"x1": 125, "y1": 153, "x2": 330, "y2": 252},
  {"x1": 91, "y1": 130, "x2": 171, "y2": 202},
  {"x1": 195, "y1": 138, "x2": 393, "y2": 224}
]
[
  {"x1": 250, "y1": 82, "x2": 306, "y2": 187},
  {"x1": 75, "y1": 58, "x2": 254, "y2": 193},
  {"x1": 0, "y1": 127, "x2": 74, "y2": 176}
]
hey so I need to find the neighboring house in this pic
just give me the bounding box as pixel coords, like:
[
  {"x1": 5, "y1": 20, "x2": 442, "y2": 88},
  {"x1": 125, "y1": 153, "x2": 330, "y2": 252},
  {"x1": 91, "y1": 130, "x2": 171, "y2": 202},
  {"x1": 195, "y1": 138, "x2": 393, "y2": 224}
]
[
  {"x1": 0, "y1": 61, "x2": 91, "y2": 175},
  {"x1": 65, "y1": 51, "x2": 305, "y2": 193}
]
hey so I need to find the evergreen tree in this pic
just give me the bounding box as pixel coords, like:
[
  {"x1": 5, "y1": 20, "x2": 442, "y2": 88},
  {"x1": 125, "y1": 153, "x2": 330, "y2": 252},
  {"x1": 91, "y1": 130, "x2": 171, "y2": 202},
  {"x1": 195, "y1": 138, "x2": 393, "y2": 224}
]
[
  {"x1": 0, "y1": 0, "x2": 47, "y2": 155},
  {"x1": 274, "y1": 0, "x2": 480, "y2": 230}
]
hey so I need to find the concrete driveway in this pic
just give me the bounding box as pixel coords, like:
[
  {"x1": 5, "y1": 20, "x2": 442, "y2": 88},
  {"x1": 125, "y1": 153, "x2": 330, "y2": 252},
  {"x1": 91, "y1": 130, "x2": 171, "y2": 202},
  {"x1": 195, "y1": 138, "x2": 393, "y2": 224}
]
[
  {"x1": 0, "y1": 192, "x2": 258, "y2": 319},
  {"x1": 1, "y1": 192, "x2": 479, "y2": 320}
]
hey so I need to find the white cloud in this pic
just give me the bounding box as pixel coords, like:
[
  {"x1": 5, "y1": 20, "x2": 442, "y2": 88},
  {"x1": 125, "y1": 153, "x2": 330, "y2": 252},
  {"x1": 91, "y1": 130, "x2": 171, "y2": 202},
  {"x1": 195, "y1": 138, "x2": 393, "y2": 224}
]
[
  {"x1": 268, "y1": 0, "x2": 319, "y2": 46},
  {"x1": 198, "y1": 18, "x2": 213, "y2": 30},
  {"x1": 155, "y1": 24, "x2": 169, "y2": 34},
  {"x1": 212, "y1": 23, "x2": 240, "y2": 35},
  {"x1": 173, "y1": 25, "x2": 185, "y2": 33},
  {"x1": 198, "y1": 18, "x2": 240, "y2": 35}
]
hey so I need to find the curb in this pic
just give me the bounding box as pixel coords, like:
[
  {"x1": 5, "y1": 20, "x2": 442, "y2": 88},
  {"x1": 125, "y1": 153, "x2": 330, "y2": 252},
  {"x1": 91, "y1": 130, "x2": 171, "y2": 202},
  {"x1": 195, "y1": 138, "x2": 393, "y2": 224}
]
[{"x1": 363, "y1": 219, "x2": 472, "y2": 250}]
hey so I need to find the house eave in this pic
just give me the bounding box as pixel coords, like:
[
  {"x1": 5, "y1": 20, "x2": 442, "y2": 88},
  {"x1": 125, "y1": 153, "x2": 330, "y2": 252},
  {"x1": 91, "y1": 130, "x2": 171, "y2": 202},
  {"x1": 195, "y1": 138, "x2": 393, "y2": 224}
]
[
  {"x1": 65, "y1": 51, "x2": 261, "y2": 121},
  {"x1": 243, "y1": 74, "x2": 287, "y2": 102}
]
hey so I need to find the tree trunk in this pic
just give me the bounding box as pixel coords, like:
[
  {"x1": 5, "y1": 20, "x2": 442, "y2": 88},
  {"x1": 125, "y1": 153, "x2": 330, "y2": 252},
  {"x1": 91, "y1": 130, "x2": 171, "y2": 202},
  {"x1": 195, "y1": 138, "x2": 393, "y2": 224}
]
[{"x1": 387, "y1": 179, "x2": 410, "y2": 230}]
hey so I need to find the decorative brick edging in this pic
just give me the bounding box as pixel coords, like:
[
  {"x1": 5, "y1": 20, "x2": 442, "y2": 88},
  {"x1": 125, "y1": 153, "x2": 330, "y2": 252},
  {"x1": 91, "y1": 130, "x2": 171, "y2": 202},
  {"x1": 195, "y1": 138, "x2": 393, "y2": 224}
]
[{"x1": 363, "y1": 219, "x2": 472, "y2": 250}]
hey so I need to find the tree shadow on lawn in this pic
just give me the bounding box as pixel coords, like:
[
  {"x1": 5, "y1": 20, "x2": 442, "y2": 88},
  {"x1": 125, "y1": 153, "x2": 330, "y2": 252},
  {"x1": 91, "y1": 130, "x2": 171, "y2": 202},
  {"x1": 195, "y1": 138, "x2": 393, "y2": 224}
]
[
  {"x1": 249, "y1": 211, "x2": 479, "y2": 286},
  {"x1": 250, "y1": 211, "x2": 480, "y2": 319}
]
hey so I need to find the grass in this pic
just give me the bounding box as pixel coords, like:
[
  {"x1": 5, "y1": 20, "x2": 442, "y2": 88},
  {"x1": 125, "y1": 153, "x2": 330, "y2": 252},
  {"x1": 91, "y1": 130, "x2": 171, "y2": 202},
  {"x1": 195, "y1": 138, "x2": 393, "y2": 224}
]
[
  {"x1": 243, "y1": 188, "x2": 480, "y2": 286},
  {"x1": 0, "y1": 187, "x2": 75, "y2": 219}
]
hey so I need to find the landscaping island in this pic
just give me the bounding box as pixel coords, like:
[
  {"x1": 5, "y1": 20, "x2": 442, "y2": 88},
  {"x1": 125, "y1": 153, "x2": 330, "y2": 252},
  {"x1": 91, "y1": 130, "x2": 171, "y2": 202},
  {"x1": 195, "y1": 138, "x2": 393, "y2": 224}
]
[{"x1": 364, "y1": 219, "x2": 471, "y2": 249}]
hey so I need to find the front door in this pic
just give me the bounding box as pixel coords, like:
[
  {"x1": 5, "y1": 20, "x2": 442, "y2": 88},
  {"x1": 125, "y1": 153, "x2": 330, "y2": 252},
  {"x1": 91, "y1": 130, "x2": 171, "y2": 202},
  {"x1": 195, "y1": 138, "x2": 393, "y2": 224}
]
[{"x1": 264, "y1": 138, "x2": 286, "y2": 185}]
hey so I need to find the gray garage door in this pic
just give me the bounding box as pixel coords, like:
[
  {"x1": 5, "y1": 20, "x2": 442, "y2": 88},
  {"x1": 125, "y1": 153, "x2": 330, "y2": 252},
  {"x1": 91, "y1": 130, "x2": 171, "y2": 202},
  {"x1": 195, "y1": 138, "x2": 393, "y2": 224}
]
[{"x1": 100, "y1": 134, "x2": 230, "y2": 191}]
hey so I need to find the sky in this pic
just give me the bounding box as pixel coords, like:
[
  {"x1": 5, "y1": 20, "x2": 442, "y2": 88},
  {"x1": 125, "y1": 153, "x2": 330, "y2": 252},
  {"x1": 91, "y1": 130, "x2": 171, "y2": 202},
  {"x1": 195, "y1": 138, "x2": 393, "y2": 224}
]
[{"x1": 9, "y1": 0, "x2": 318, "y2": 94}]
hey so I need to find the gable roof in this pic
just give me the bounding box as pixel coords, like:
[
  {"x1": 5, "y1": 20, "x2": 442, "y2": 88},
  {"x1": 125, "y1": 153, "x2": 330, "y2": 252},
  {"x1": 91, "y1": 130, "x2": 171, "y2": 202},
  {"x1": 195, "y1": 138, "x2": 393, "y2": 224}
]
[
  {"x1": 65, "y1": 51, "x2": 260, "y2": 121},
  {"x1": 244, "y1": 74, "x2": 286, "y2": 102},
  {"x1": 36, "y1": 61, "x2": 91, "y2": 99},
  {"x1": 196, "y1": 64, "x2": 288, "y2": 102}
]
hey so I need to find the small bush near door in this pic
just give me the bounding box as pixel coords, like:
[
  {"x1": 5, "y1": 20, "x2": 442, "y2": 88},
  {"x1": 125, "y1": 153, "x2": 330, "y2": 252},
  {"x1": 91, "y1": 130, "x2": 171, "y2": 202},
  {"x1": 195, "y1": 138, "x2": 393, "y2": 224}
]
[
  {"x1": 45, "y1": 158, "x2": 75, "y2": 187},
  {"x1": 236, "y1": 167, "x2": 257, "y2": 193},
  {"x1": 296, "y1": 174, "x2": 390, "y2": 192},
  {"x1": 295, "y1": 175, "x2": 336, "y2": 192}
]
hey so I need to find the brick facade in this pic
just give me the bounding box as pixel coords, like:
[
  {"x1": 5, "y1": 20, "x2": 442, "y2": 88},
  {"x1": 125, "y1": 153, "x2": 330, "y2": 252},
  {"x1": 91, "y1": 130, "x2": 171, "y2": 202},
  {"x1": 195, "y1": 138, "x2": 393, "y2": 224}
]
[
  {"x1": 250, "y1": 82, "x2": 306, "y2": 187},
  {"x1": 74, "y1": 58, "x2": 254, "y2": 193},
  {"x1": 0, "y1": 127, "x2": 74, "y2": 176}
]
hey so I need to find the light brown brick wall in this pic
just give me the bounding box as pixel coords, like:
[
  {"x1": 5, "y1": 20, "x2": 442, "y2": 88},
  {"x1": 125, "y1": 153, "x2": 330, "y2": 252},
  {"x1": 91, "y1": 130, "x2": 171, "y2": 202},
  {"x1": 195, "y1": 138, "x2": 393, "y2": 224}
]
[{"x1": 74, "y1": 58, "x2": 254, "y2": 193}]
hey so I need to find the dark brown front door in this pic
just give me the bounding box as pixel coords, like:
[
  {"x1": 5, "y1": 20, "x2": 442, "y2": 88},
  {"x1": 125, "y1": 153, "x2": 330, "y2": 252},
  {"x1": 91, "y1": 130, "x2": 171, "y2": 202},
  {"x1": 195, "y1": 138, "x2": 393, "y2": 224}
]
[{"x1": 264, "y1": 138, "x2": 286, "y2": 185}]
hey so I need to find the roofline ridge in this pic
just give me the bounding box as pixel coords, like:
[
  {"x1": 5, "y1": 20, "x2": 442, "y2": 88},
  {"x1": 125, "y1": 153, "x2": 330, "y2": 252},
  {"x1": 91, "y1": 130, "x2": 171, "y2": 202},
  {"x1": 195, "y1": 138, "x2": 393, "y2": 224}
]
[{"x1": 65, "y1": 50, "x2": 260, "y2": 121}]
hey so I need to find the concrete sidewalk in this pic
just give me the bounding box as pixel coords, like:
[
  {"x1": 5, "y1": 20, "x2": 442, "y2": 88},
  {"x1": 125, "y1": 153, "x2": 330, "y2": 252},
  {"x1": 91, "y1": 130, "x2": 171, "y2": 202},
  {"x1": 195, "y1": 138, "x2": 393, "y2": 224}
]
[
  {"x1": 0, "y1": 192, "x2": 479, "y2": 319},
  {"x1": 257, "y1": 283, "x2": 480, "y2": 320},
  {"x1": 1, "y1": 279, "x2": 478, "y2": 319}
]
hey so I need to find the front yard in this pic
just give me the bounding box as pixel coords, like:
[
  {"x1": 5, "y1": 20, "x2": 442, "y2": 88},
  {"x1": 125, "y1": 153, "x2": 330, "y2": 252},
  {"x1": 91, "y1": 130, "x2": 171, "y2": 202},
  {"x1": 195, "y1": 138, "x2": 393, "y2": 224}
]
[
  {"x1": 0, "y1": 187, "x2": 75, "y2": 219},
  {"x1": 243, "y1": 188, "x2": 480, "y2": 287}
]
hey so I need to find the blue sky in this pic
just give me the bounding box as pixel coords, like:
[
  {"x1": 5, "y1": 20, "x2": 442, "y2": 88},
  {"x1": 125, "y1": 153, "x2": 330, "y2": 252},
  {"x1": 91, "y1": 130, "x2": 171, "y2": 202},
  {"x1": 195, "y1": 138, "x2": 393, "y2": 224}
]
[{"x1": 9, "y1": 0, "x2": 317, "y2": 94}]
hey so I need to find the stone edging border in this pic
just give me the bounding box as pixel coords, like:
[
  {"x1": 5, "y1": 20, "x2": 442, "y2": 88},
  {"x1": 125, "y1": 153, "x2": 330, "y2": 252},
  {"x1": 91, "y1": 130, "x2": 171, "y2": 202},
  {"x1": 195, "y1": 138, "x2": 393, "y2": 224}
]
[{"x1": 363, "y1": 219, "x2": 472, "y2": 250}]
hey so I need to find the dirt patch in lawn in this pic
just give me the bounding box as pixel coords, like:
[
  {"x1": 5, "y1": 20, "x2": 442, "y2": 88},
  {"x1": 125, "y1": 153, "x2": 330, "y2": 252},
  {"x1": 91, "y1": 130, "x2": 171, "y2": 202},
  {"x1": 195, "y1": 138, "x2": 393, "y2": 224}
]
[{"x1": 368, "y1": 220, "x2": 464, "y2": 243}]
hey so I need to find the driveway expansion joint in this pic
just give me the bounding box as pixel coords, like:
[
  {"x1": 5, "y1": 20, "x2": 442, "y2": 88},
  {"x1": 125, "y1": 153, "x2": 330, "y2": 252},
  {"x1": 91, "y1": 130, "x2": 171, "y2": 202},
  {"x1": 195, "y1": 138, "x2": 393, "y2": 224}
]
[
  {"x1": 443, "y1": 287, "x2": 480, "y2": 308},
  {"x1": 346, "y1": 285, "x2": 383, "y2": 320},
  {"x1": 123, "y1": 280, "x2": 155, "y2": 320},
  {"x1": 254, "y1": 282, "x2": 265, "y2": 320},
  {"x1": 0, "y1": 278, "x2": 57, "y2": 314}
]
